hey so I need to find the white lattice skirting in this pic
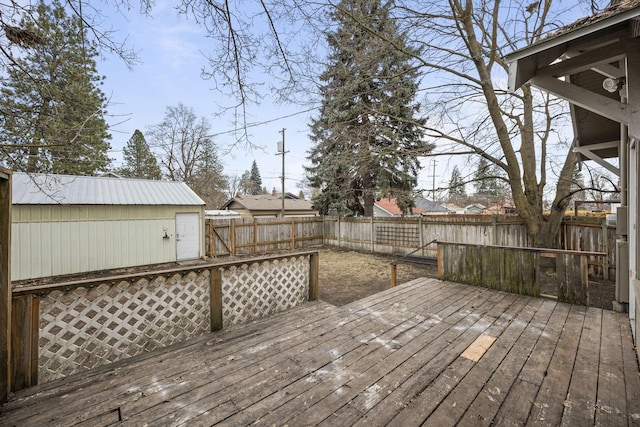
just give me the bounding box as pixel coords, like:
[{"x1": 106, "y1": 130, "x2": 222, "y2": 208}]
[
  {"x1": 37, "y1": 255, "x2": 311, "y2": 383},
  {"x1": 220, "y1": 255, "x2": 310, "y2": 328}
]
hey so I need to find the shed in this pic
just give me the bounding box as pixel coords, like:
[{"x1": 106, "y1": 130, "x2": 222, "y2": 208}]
[{"x1": 12, "y1": 173, "x2": 205, "y2": 281}]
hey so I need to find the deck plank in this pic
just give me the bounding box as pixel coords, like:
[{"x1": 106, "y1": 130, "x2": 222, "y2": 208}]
[
  {"x1": 1, "y1": 279, "x2": 638, "y2": 427},
  {"x1": 560, "y1": 307, "x2": 602, "y2": 426},
  {"x1": 346, "y1": 291, "x2": 527, "y2": 427},
  {"x1": 491, "y1": 302, "x2": 571, "y2": 426}
]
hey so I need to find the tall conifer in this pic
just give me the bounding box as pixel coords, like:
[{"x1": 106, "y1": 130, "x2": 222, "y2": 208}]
[
  {"x1": 306, "y1": 0, "x2": 432, "y2": 216},
  {"x1": 0, "y1": 0, "x2": 111, "y2": 175}
]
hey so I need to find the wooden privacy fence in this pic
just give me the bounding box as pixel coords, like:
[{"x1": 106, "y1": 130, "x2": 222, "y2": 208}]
[
  {"x1": 437, "y1": 242, "x2": 606, "y2": 305},
  {"x1": 206, "y1": 216, "x2": 617, "y2": 280},
  {"x1": 9, "y1": 251, "x2": 319, "y2": 392},
  {"x1": 206, "y1": 217, "x2": 324, "y2": 256}
]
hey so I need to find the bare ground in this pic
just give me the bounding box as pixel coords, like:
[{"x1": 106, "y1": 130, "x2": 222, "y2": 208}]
[{"x1": 317, "y1": 247, "x2": 438, "y2": 306}]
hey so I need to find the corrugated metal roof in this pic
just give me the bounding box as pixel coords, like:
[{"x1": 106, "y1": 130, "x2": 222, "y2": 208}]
[{"x1": 12, "y1": 173, "x2": 205, "y2": 206}]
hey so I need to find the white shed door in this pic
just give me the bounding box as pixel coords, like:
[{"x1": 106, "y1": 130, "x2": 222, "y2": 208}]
[{"x1": 176, "y1": 213, "x2": 200, "y2": 261}]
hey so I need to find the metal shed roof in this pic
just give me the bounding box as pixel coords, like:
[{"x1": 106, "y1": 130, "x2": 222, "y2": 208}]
[{"x1": 12, "y1": 173, "x2": 205, "y2": 206}]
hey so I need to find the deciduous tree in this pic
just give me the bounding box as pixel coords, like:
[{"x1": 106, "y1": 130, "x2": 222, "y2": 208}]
[{"x1": 147, "y1": 103, "x2": 225, "y2": 207}]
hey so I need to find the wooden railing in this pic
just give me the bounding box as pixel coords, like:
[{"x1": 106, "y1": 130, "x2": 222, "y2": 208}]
[
  {"x1": 9, "y1": 251, "x2": 319, "y2": 391},
  {"x1": 436, "y1": 242, "x2": 606, "y2": 305}
]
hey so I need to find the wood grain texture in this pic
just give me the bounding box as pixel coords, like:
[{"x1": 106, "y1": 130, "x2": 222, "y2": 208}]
[{"x1": 1, "y1": 278, "x2": 637, "y2": 426}]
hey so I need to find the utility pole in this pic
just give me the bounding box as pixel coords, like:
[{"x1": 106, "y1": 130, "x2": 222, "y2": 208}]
[
  {"x1": 277, "y1": 128, "x2": 288, "y2": 217},
  {"x1": 431, "y1": 159, "x2": 438, "y2": 201}
]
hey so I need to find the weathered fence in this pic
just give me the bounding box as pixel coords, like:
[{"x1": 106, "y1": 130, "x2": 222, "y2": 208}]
[
  {"x1": 437, "y1": 242, "x2": 606, "y2": 305},
  {"x1": 207, "y1": 216, "x2": 616, "y2": 278},
  {"x1": 206, "y1": 217, "x2": 324, "y2": 256},
  {"x1": 9, "y1": 251, "x2": 319, "y2": 389}
]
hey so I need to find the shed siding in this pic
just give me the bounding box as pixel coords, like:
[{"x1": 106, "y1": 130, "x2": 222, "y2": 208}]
[{"x1": 12, "y1": 205, "x2": 203, "y2": 281}]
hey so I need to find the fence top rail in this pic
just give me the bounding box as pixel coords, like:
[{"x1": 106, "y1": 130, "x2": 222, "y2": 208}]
[
  {"x1": 436, "y1": 241, "x2": 606, "y2": 257},
  {"x1": 12, "y1": 250, "x2": 319, "y2": 296}
]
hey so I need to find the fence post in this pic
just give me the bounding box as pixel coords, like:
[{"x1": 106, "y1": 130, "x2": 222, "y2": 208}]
[
  {"x1": 601, "y1": 218, "x2": 609, "y2": 280},
  {"x1": 230, "y1": 219, "x2": 236, "y2": 256},
  {"x1": 11, "y1": 295, "x2": 39, "y2": 392},
  {"x1": 338, "y1": 217, "x2": 341, "y2": 248},
  {"x1": 308, "y1": 252, "x2": 319, "y2": 301},
  {"x1": 253, "y1": 218, "x2": 258, "y2": 254},
  {"x1": 210, "y1": 267, "x2": 223, "y2": 331},
  {"x1": 291, "y1": 218, "x2": 296, "y2": 250},
  {"x1": 419, "y1": 217, "x2": 424, "y2": 256},
  {"x1": 371, "y1": 217, "x2": 375, "y2": 252},
  {"x1": 1, "y1": 169, "x2": 11, "y2": 402}
]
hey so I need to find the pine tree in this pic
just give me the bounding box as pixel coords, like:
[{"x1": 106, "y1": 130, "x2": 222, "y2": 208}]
[
  {"x1": 118, "y1": 130, "x2": 161, "y2": 179},
  {"x1": 474, "y1": 158, "x2": 506, "y2": 198},
  {"x1": 238, "y1": 161, "x2": 263, "y2": 195},
  {"x1": 249, "y1": 161, "x2": 263, "y2": 195},
  {"x1": 448, "y1": 166, "x2": 466, "y2": 198},
  {"x1": 0, "y1": 0, "x2": 111, "y2": 175},
  {"x1": 305, "y1": 0, "x2": 431, "y2": 217}
]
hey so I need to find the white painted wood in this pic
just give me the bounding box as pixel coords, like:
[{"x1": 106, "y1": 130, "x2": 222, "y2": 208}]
[
  {"x1": 176, "y1": 213, "x2": 201, "y2": 261},
  {"x1": 530, "y1": 75, "x2": 631, "y2": 125}
]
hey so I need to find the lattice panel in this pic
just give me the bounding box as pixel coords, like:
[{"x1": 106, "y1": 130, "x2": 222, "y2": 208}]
[
  {"x1": 221, "y1": 255, "x2": 309, "y2": 328},
  {"x1": 38, "y1": 270, "x2": 210, "y2": 383}
]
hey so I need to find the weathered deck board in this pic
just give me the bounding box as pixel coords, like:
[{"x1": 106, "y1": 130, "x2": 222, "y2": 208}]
[{"x1": 1, "y1": 278, "x2": 638, "y2": 427}]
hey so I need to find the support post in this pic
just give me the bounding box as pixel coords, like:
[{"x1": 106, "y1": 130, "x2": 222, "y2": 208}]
[
  {"x1": 602, "y1": 218, "x2": 609, "y2": 280},
  {"x1": 11, "y1": 295, "x2": 38, "y2": 392},
  {"x1": 0, "y1": 169, "x2": 11, "y2": 402},
  {"x1": 308, "y1": 252, "x2": 319, "y2": 301},
  {"x1": 390, "y1": 263, "x2": 397, "y2": 288},
  {"x1": 291, "y1": 218, "x2": 295, "y2": 250},
  {"x1": 210, "y1": 267, "x2": 223, "y2": 331}
]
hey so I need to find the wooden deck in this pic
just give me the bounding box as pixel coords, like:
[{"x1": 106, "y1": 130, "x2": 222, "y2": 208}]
[{"x1": 1, "y1": 278, "x2": 639, "y2": 426}]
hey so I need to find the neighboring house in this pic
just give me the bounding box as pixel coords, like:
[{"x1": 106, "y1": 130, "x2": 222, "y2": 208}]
[
  {"x1": 205, "y1": 209, "x2": 243, "y2": 220},
  {"x1": 12, "y1": 173, "x2": 205, "y2": 281},
  {"x1": 483, "y1": 203, "x2": 517, "y2": 215},
  {"x1": 220, "y1": 192, "x2": 318, "y2": 218},
  {"x1": 414, "y1": 198, "x2": 454, "y2": 215},
  {"x1": 373, "y1": 198, "x2": 424, "y2": 217},
  {"x1": 464, "y1": 204, "x2": 486, "y2": 215}
]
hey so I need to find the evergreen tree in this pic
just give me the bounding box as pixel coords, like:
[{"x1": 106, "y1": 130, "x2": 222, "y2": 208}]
[
  {"x1": 474, "y1": 158, "x2": 506, "y2": 198},
  {"x1": 248, "y1": 161, "x2": 263, "y2": 195},
  {"x1": 0, "y1": 1, "x2": 111, "y2": 175},
  {"x1": 305, "y1": 0, "x2": 431, "y2": 217},
  {"x1": 118, "y1": 130, "x2": 161, "y2": 179},
  {"x1": 238, "y1": 160, "x2": 263, "y2": 195},
  {"x1": 448, "y1": 166, "x2": 466, "y2": 198}
]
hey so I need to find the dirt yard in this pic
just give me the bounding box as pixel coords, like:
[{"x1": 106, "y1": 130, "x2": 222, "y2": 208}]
[
  {"x1": 316, "y1": 247, "x2": 438, "y2": 306},
  {"x1": 315, "y1": 247, "x2": 615, "y2": 310}
]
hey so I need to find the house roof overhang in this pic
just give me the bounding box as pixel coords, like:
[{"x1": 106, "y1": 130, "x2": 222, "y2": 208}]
[{"x1": 505, "y1": 2, "x2": 640, "y2": 174}]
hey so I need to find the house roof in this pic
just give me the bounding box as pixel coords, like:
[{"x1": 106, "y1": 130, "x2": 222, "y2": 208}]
[
  {"x1": 12, "y1": 172, "x2": 205, "y2": 206},
  {"x1": 414, "y1": 197, "x2": 451, "y2": 213},
  {"x1": 221, "y1": 194, "x2": 315, "y2": 212},
  {"x1": 505, "y1": 1, "x2": 640, "y2": 168},
  {"x1": 374, "y1": 198, "x2": 424, "y2": 216}
]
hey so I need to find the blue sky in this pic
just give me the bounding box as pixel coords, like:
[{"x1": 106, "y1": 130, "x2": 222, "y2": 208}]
[
  {"x1": 99, "y1": 2, "x2": 317, "y2": 196},
  {"x1": 97, "y1": 1, "x2": 598, "y2": 202}
]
